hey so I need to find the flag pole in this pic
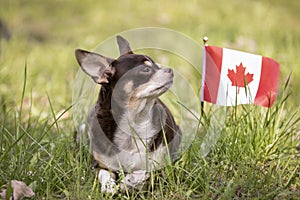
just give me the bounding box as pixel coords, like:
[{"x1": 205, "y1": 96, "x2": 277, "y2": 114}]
[{"x1": 201, "y1": 36, "x2": 208, "y2": 117}]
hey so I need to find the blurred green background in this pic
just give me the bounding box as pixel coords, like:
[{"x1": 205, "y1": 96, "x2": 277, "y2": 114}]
[{"x1": 1, "y1": 0, "x2": 299, "y2": 114}]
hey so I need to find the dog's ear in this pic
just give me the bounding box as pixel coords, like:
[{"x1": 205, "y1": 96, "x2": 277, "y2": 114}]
[
  {"x1": 116, "y1": 35, "x2": 133, "y2": 55},
  {"x1": 75, "y1": 49, "x2": 116, "y2": 84}
]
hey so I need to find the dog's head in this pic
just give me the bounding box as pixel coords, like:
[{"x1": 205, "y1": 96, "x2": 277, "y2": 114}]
[{"x1": 75, "y1": 36, "x2": 173, "y2": 102}]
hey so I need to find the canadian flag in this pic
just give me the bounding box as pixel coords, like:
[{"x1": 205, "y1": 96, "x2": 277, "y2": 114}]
[{"x1": 201, "y1": 46, "x2": 280, "y2": 107}]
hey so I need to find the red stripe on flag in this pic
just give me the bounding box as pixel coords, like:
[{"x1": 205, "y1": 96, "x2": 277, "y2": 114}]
[
  {"x1": 254, "y1": 57, "x2": 280, "y2": 107},
  {"x1": 203, "y1": 46, "x2": 223, "y2": 103}
]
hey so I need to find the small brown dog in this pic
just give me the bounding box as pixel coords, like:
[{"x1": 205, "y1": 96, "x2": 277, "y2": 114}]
[{"x1": 75, "y1": 36, "x2": 181, "y2": 192}]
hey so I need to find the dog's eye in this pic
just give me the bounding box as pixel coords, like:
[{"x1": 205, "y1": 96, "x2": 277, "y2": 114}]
[{"x1": 142, "y1": 67, "x2": 151, "y2": 73}]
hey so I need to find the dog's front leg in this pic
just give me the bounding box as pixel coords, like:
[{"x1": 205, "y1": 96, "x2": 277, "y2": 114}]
[
  {"x1": 98, "y1": 169, "x2": 117, "y2": 193},
  {"x1": 120, "y1": 170, "x2": 150, "y2": 191}
]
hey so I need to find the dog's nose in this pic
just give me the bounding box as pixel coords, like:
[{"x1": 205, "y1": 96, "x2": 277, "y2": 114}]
[{"x1": 163, "y1": 68, "x2": 173, "y2": 75}]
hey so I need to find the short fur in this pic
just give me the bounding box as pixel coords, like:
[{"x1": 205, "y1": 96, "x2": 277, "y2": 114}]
[{"x1": 75, "y1": 35, "x2": 181, "y2": 192}]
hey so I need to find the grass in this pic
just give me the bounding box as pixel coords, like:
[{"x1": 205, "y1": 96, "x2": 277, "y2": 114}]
[
  {"x1": 1, "y1": 0, "x2": 300, "y2": 199},
  {"x1": 0, "y1": 69, "x2": 299, "y2": 199}
]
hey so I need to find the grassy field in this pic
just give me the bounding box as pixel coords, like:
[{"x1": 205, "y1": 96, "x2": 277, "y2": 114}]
[{"x1": 0, "y1": 0, "x2": 299, "y2": 199}]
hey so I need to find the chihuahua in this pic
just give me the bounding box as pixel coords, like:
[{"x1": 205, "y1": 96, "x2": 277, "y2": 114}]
[{"x1": 75, "y1": 36, "x2": 181, "y2": 192}]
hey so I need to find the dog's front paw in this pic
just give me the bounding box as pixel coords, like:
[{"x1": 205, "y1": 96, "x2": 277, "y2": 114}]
[
  {"x1": 98, "y1": 169, "x2": 117, "y2": 193},
  {"x1": 120, "y1": 170, "x2": 149, "y2": 191}
]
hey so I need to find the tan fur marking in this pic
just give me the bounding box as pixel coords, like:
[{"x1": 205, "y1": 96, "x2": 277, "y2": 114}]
[
  {"x1": 144, "y1": 60, "x2": 152, "y2": 66},
  {"x1": 123, "y1": 80, "x2": 134, "y2": 93}
]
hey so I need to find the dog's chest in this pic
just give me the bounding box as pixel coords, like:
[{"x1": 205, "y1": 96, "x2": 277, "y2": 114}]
[{"x1": 113, "y1": 113, "x2": 160, "y2": 153}]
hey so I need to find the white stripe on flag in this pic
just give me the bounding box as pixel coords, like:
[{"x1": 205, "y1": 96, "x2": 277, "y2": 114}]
[{"x1": 216, "y1": 48, "x2": 262, "y2": 106}]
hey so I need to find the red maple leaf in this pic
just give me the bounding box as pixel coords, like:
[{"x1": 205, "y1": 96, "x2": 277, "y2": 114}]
[{"x1": 227, "y1": 62, "x2": 254, "y2": 93}]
